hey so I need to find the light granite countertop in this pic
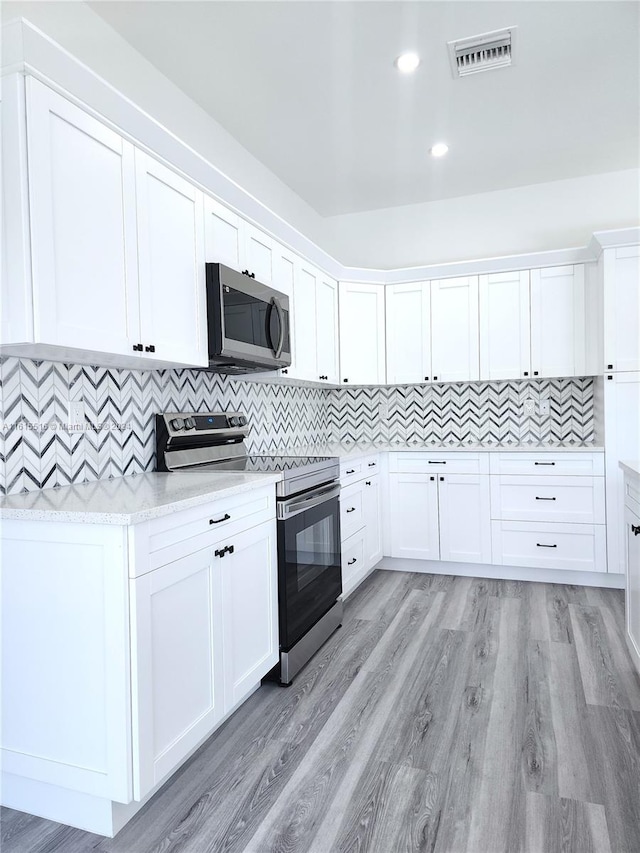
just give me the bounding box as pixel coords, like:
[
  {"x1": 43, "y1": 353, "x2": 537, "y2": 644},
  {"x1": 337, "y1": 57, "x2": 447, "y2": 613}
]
[
  {"x1": 620, "y1": 460, "x2": 640, "y2": 479},
  {"x1": 275, "y1": 442, "x2": 605, "y2": 461},
  {"x1": 0, "y1": 470, "x2": 281, "y2": 525}
]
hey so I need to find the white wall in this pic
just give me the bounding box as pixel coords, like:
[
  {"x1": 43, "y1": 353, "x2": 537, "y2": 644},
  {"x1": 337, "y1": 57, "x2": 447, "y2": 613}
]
[
  {"x1": 325, "y1": 169, "x2": 640, "y2": 270},
  {"x1": 0, "y1": 1, "x2": 330, "y2": 250}
]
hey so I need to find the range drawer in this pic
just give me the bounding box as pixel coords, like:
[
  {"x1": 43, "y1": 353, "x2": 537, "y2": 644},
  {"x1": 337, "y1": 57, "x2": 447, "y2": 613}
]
[
  {"x1": 134, "y1": 485, "x2": 276, "y2": 576},
  {"x1": 340, "y1": 455, "x2": 380, "y2": 486},
  {"x1": 340, "y1": 481, "x2": 365, "y2": 540},
  {"x1": 388, "y1": 451, "x2": 489, "y2": 475},
  {"x1": 490, "y1": 476, "x2": 605, "y2": 524},
  {"x1": 489, "y1": 452, "x2": 604, "y2": 477},
  {"x1": 491, "y1": 521, "x2": 606, "y2": 572}
]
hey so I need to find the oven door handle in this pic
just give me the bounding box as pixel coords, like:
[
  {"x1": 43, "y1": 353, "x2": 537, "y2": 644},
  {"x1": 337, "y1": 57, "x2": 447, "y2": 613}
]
[
  {"x1": 269, "y1": 296, "x2": 285, "y2": 359},
  {"x1": 279, "y1": 484, "x2": 340, "y2": 519}
]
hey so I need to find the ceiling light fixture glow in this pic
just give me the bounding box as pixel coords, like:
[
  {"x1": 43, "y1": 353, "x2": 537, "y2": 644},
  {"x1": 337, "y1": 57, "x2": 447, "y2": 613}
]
[
  {"x1": 395, "y1": 52, "x2": 420, "y2": 73},
  {"x1": 429, "y1": 143, "x2": 449, "y2": 158}
]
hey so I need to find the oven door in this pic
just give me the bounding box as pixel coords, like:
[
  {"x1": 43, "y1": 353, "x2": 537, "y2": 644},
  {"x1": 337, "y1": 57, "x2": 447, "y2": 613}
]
[
  {"x1": 277, "y1": 483, "x2": 342, "y2": 651},
  {"x1": 207, "y1": 263, "x2": 291, "y2": 369}
]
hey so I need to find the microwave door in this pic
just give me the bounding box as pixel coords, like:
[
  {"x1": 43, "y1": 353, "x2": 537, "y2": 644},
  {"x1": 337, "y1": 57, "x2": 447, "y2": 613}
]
[{"x1": 269, "y1": 296, "x2": 285, "y2": 358}]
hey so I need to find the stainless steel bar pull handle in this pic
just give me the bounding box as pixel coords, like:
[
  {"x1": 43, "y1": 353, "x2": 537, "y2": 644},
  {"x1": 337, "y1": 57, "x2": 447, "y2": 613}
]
[{"x1": 210, "y1": 513, "x2": 231, "y2": 524}]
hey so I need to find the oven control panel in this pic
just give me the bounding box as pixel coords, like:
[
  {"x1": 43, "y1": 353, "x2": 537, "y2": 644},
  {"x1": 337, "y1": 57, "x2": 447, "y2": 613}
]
[{"x1": 161, "y1": 411, "x2": 248, "y2": 435}]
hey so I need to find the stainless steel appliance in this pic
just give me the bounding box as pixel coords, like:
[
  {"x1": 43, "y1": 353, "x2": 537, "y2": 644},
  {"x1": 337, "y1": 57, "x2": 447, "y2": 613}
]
[
  {"x1": 206, "y1": 263, "x2": 292, "y2": 373},
  {"x1": 156, "y1": 411, "x2": 342, "y2": 684}
]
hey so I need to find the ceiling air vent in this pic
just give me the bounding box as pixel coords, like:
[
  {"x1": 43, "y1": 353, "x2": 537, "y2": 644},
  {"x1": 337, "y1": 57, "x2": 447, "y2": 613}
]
[{"x1": 448, "y1": 27, "x2": 516, "y2": 78}]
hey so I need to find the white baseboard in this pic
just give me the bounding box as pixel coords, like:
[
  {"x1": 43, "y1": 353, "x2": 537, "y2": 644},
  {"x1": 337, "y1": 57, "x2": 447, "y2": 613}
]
[{"x1": 377, "y1": 557, "x2": 625, "y2": 589}]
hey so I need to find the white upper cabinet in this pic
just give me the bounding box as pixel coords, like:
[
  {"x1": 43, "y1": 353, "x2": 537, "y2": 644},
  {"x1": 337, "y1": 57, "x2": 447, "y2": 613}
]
[
  {"x1": 530, "y1": 265, "x2": 585, "y2": 378},
  {"x1": 135, "y1": 151, "x2": 207, "y2": 366},
  {"x1": 339, "y1": 282, "x2": 386, "y2": 385},
  {"x1": 25, "y1": 77, "x2": 140, "y2": 357},
  {"x1": 316, "y1": 273, "x2": 340, "y2": 384},
  {"x1": 203, "y1": 197, "x2": 243, "y2": 269},
  {"x1": 289, "y1": 261, "x2": 319, "y2": 380},
  {"x1": 272, "y1": 244, "x2": 296, "y2": 300},
  {"x1": 243, "y1": 223, "x2": 274, "y2": 285},
  {"x1": 430, "y1": 276, "x2": 480, "y2": 382},
  {"x1": 603, "y1": 246, "x2": 640, "y2": 373},
  {"x1": 385, "y1": 282, "x2": 431, "y2": 385},
  {"x1": 479, "y1": 271, "x2": 531, "y2": 380}
]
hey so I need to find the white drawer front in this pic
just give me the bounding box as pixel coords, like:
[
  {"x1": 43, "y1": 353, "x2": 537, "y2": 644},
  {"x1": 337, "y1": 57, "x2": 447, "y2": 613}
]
[
  {"x1": 491, "y1": 521, "x2": 606, "y2": 572},
  {"x1": 489, "y1": 452, "x2": 604, "y2": 477},
  {"x1": 624, "y1": 476, "x2": 640, "y2": 518},
  {"x1": 490, "y1": 476, "x2": 605, "y2": 524},
  {"x1": 389, "y1": 452, "x2": 488, "y2": 475},
  {"x1": 141, "y1": 487, "x2": 275, "y2": 575},
  {"x1": 340, "y1": 454, "x2": 380, "y2": 485},
  {"x1": 341, "y1": 529, "x2": 366, "y2": 597},
  {"x1": 340, "y1": 482, "x2": 365, "y2": 540}
]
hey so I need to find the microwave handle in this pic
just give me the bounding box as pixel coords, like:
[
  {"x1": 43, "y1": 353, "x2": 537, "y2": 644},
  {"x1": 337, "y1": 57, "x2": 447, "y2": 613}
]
[{"x1": 271, "y1": 296, "x2": 285, "y2": 358}]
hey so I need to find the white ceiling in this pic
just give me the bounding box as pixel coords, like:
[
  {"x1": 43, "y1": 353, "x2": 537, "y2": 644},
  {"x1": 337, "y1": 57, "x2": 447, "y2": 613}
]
[{"x1": 90, "y1": 1, "x2": 639, "y2": 217}]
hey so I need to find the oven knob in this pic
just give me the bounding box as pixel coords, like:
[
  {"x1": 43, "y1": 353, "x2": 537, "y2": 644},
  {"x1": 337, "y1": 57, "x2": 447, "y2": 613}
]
[
  {"x1": 184, "y1": 417, "x2": 196, "y2": 430},
  {"x1": 229, "y1": 416, "x2": 239, "y2": 427},
  {"x1": 238, "y1": 415, "x2": 247, "y2": 426},
  {"x1": 170, "y1": 417, "x2": 184, "y2": 431}
]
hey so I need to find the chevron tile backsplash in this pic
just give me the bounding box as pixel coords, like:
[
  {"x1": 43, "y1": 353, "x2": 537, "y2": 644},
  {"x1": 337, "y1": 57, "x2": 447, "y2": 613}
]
[
  {"x1": 328, "y1": 378, "x2": 595, "y2": 446},
  {"x1": 0, "y1": 357, "x2": 329, "y2": 495},
  {"x1": 0, "y1": 356, "x2": 595, "y2": 495}
]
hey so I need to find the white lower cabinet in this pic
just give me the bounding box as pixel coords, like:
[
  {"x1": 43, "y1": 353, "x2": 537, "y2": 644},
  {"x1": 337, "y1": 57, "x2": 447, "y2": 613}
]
[
  {"x1": 339, "y1": 457, "x2": 382, "y2": 597},
  {"x1": 130, "y1": 548, "x2": 222, "y2": 799},
  {"x1": 0, "y1": 485, "x2": 278, "y2": 835},
  {"x1": 363, "y1": 475, "x2": 383, "y2": 568},
  {"x1": 389, "y1": 470, "x2": 491, "y2": 563},
  {"x1": 219, "y1": 522, "x2": 279, "y2": 711},
  {"x1": 341, "y1": 528, "x2": 366, "y2": 597}
]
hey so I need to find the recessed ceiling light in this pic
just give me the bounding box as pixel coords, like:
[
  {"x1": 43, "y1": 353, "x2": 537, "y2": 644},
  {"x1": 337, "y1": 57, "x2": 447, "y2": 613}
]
[
  {"x1": 395, "y1": 52, "x2": 420, "y2": 74},
  {"x1": 429, "y1": 143, "x2": 449, "y2": 157}
]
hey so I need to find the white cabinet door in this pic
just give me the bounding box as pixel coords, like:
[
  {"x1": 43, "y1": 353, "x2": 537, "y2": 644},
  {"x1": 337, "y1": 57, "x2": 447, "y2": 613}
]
[
  {"x1": 530, "y1": 265, "x2": 585, "y2": 378},
  {"x1": 316, "y1": 273, "x2": 340, "y2": 384},
  {"x1": 272, "y1": 243, "x2": 296, "y2": 300},
  {"x1": 604, "y1": 246, "x2": 640, "y2": 373},
  {"x1": 604, "y1": 372, "x2": 640, "y2": 574},
  {"x1": 389, "y1": 473, "x2": 440, "y2": 560},
  {"x1": 431, "y1": 276, "x2": 480, "y2": 382},
  {"x1": 479, "y1": 271, "x2": 530, "y2": 380},
  {"x1": 26, "y1": 77, "x2": 140, "y2": 356},
  {"x1": 135, "y1": 151, "x2": 207, "y2": 366},
  {"x1": 363, "y1": 474, "x2": 383, "y2": 569},
  {"x1": 438, "y1": 474, "x2": 492, "y2": 563},
  {"x1": 290, "y1": 260, "x2": 319, "y2": 380},
  {"x1": 339, "y1": 282, "x2": 386, "y2": 385},
  {"x1": 385, "y1": 282, "x2": 431, "y2": 385},
  {"x1": 204, "y1": 196, "x2": 243, "y2": 269},
  {"x1": 244, "y1": 223, "x2": 274, "y2": 285},
  {"x1": 625, "y1": 506, "x2": 640, "y2": 668},
  {"x1": 130, "y1": 548, "x2": 222, "y2": 800},
  {"x1": 220, "y1": 521, "x2": 278, "y2": 712}
]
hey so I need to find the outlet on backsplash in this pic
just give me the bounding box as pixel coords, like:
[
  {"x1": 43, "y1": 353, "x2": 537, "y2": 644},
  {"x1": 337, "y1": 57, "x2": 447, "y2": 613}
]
[
  {"x1": 523, "y1": 398, "x2": 536, "y2": 416},
  {"x1": 539, "y1": 398, "x2": 550, "y2": 416}
]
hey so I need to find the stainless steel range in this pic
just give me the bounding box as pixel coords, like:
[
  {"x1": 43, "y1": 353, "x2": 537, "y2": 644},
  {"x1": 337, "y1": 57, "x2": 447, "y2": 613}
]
[{"x1": 156, "y1": 411, "x2": 343, "y2": 684}]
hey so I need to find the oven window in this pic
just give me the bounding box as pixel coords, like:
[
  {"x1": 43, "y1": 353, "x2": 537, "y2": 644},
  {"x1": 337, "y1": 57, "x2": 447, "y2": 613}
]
[{"x1": 293, "y1": 515, "x2": 336, "y2": 591}]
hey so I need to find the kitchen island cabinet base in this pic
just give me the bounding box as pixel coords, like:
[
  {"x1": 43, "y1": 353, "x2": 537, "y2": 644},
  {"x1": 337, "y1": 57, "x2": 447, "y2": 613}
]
[{"x1": 378, "y1": 557, "x2": 624, "y2": 590}]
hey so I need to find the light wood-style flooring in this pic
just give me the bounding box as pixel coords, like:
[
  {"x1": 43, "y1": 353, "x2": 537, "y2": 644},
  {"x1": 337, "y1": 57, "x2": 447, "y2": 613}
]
[{"x1": 2, "y1": 570, "x2": 640, "y2": 852}]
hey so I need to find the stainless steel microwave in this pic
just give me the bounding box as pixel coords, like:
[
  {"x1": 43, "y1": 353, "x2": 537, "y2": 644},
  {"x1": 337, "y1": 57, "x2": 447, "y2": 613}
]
[{"x1": 206, "y1": 263, "x2": 292, "y2": 373}]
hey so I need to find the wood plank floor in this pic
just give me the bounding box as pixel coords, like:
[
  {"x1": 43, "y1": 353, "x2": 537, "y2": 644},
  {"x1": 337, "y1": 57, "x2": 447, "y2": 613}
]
[{"x1": 2, "y1": 570, "x2": 640, "y2": 853}]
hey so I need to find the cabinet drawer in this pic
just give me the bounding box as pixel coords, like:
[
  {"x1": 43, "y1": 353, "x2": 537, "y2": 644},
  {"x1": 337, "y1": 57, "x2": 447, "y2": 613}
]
[
  {"x1": 490, "y1": 476, "x2": 605, "y2": 524},
  {"x1": 489, "y1": 452, "x2": 604, "y2": 477},
  {"x1": 491, "y1": 521, "x2": 606, "y2": 572},
  {"x1": 340, "y1": 481, "x2": 365, "y2": 540},
  {"x1": 389, "y1": 451, "x2": 488, "y2": 475},
  {"x1": 624, "y1": 475, "x2": 640, "y2": 518},
  {"x1": 340, "y1": 454, "x2": 379, "y2": 485},
  {"x1": 341, "y1": 528, "x2": 366, "y2": 598},
  {"x1": 136, "y1": 486, "x2": 275, "y2": 576}
]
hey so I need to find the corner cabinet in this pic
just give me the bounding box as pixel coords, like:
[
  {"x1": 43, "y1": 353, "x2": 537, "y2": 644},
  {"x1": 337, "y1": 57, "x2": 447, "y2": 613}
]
[
  {"x1": 339, "y1": 282, "x2": 386, "y2": 385},
  {"x1": 1, "y1": 76, "x2": 207, "y2": 368}
]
